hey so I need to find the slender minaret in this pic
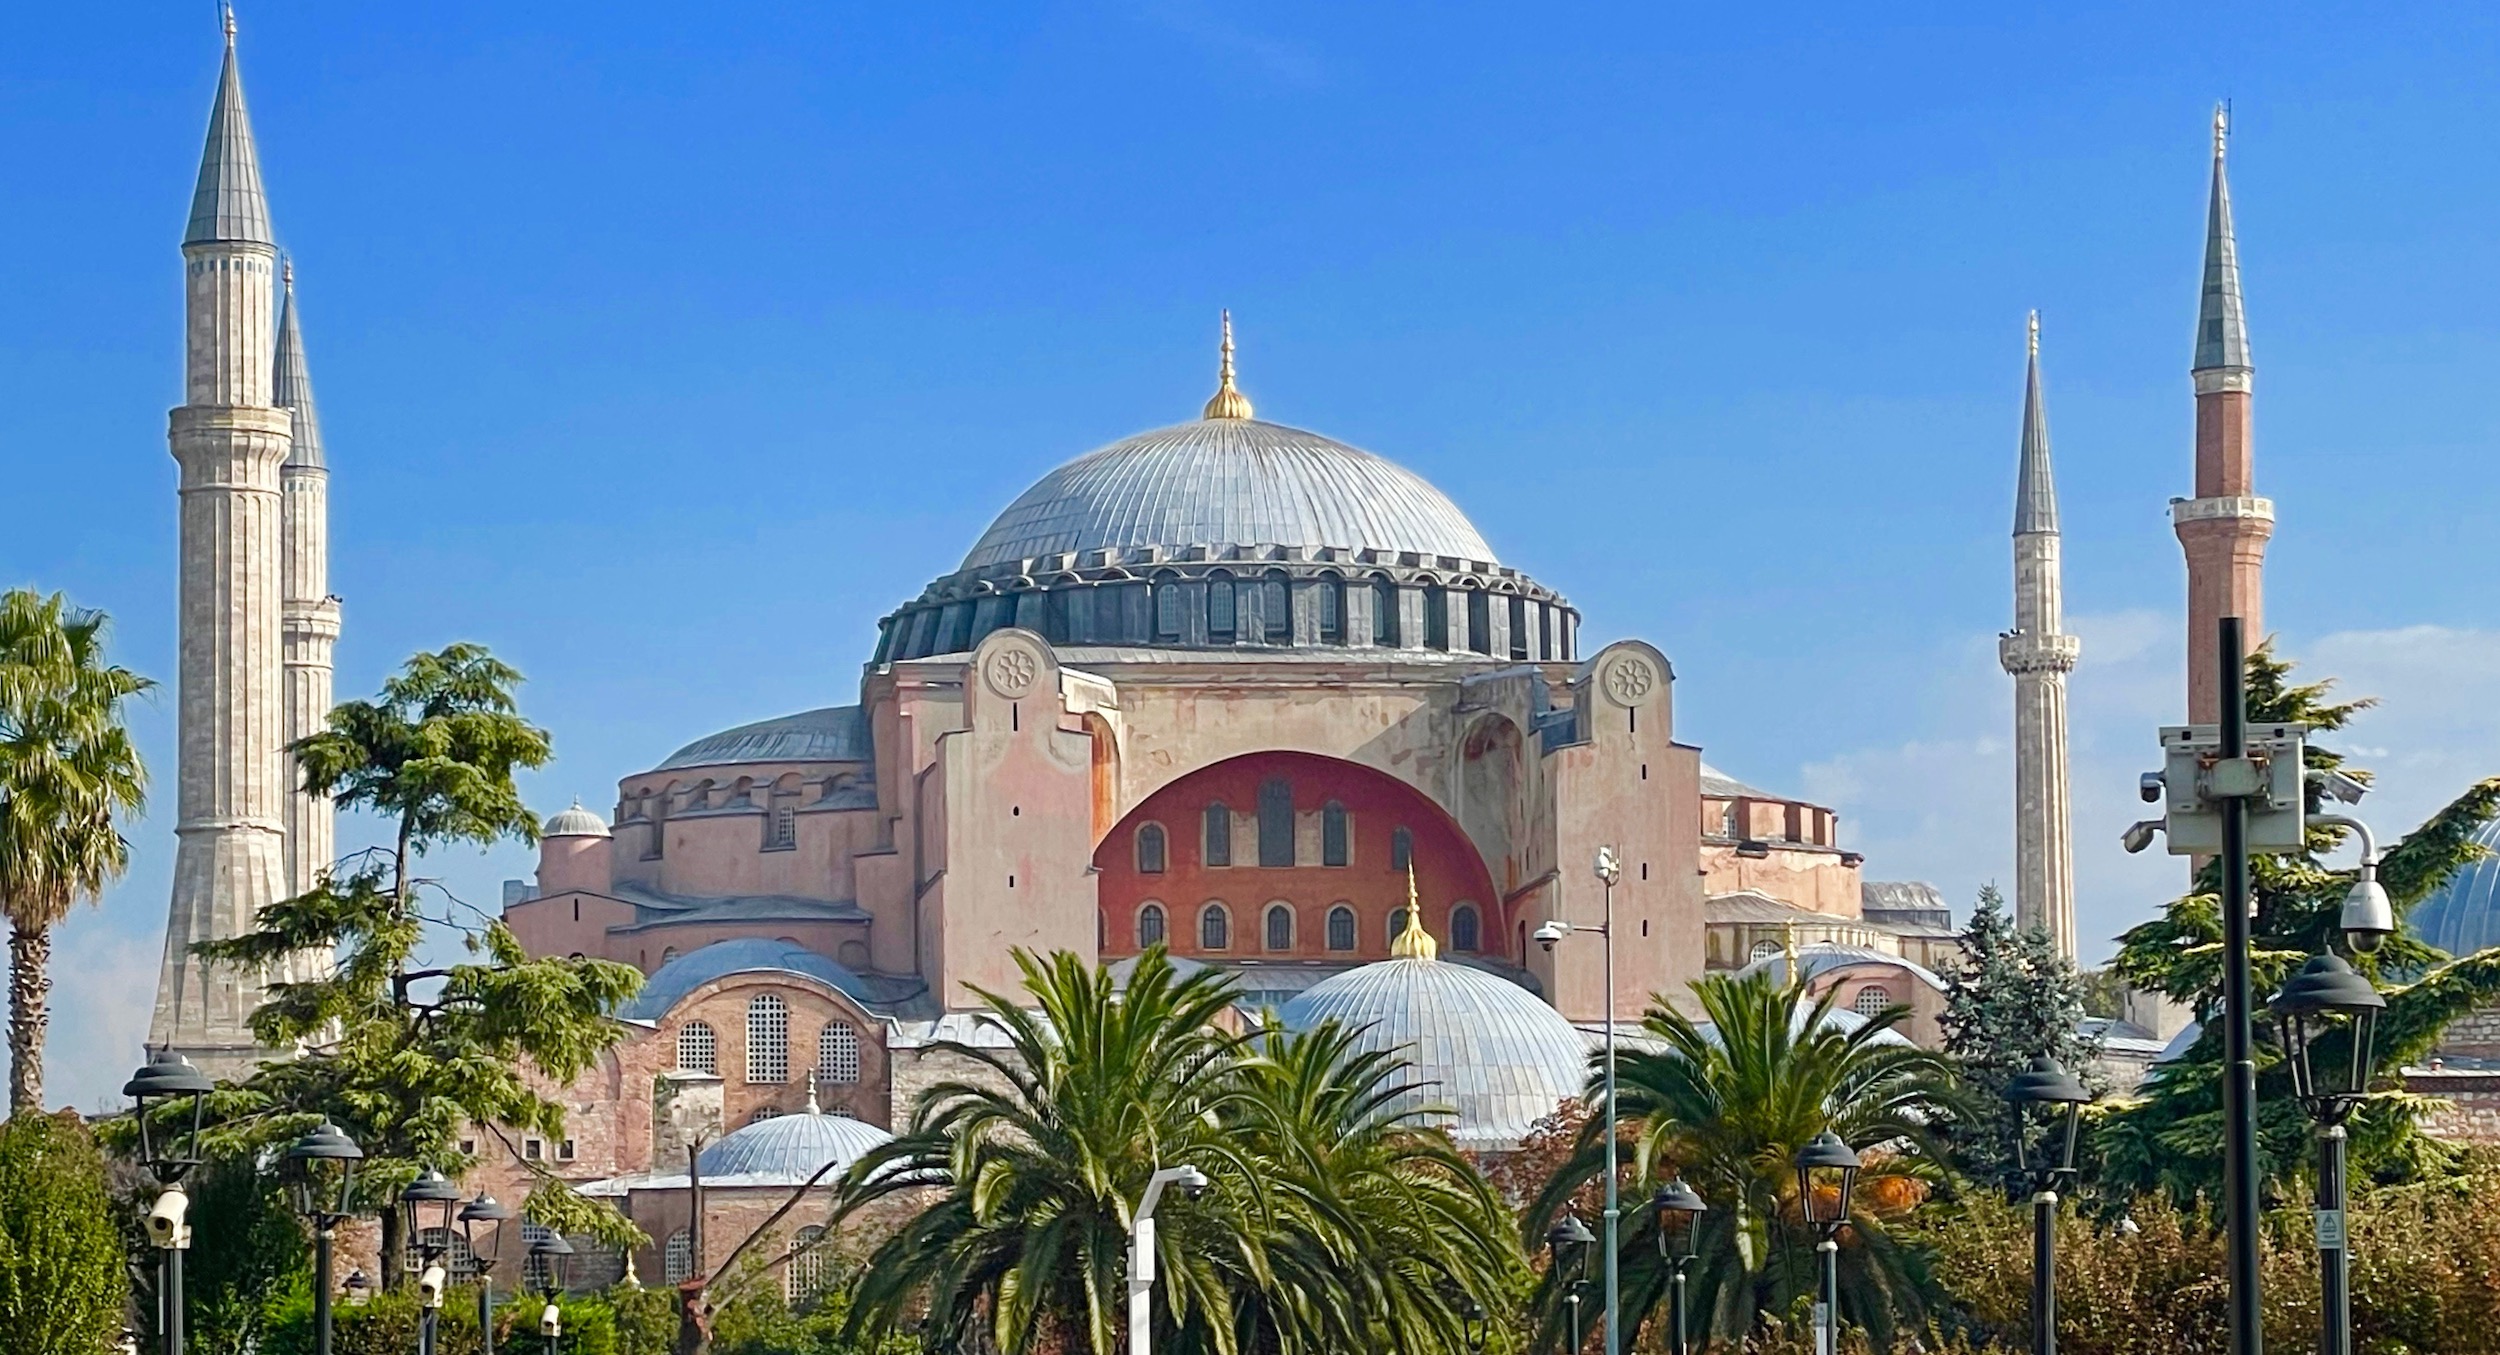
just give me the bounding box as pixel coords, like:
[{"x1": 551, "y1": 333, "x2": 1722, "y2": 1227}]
[
  {"x1": 151, "y1": 11, "x2": 295, "y2": 1074},
  {"x1": 2175, "y1": 105, "x2": 2270, "y2": 720},
  {"x1": 275, "y1": 261, "x2": 339, "y2": 899},
  {"x1": 1999, "y1": 313, "x2": 2080, "y2": 957}
]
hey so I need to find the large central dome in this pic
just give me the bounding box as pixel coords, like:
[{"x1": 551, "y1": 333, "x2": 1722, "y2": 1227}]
[{"x1": 959, "y1": 418, "x2": 1498, "y2": 571}]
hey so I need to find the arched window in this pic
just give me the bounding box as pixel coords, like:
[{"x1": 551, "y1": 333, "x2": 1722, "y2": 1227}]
[
  {"x1": 1321, "y1": 802, "x2": 1349, "y2": 867},
  {"x1": 1153, "y1": 571, "x2": 1184, "y2": 641},
  {"x1": 1508, "y1": 594, "x2": 1529, "y2": 660},
  {"x1": 1749, "y1": 939, "x2": 1783, "y2": 964},
  {"x1": 1199, "y1": 903, "x2": 1231, "y2": 951},
  {"x1": 1137, "y1": 823, "x2": 1167, "y2": 874},
  {"x1": 1317, "y1": 574, "x2": 1345, "y2": 644},
  {"x1": 787, "y1": 1224, "x2": 832, "y2": 1304},
  {"x1": 1451, "y1": 904, "x2": 1481, "y2": 953},
  {"x1": 1257, "y1": 778, "x2": 1294, "y2": 867},
  {"x1": 663, "y1": 1229, "x2": 695, "y2": 1284},
  {"x1": 1265, "y1": 904, "x2": 1294, "y2": 951},
  {"x1": 1326, "y1": 905, "x2": 1357, "y2": 951},
  {"x1": 1203, "y1": 803, "x2": 1232, "y2": 867},
  {"x1": 1465, "y1": 587, "x2": 1492, "y2": 655},
  {"x1": 521, "y1": 1224, "x2": 558, "y2": 1290},
  {"x1": 1390, "y1": 826, "x2": 1413, "y2": 872},
  {"x1": 1138, "y1": 902, "x2": 1167, "y2": 948},
  {"x1": 1388, "y1": 908, "x2": 1411, "y2": 943},
  {"x1": 1537, "y1": 601, "x2": 1553, "y2": 661},
  {"x1": 747, "y1": 994, "x2": 790, "y2": 1084},
  {"x1": 1262, "y1": 570, "x2": 1291, "y2": 643},
  {"x1": 1852, "y1": 985, "x2": 1894, "y2": 1017},
  {"x1": 1424, "y1": 585, "x2": 1449, "y2": 650},
  {"x1": 676, "y1": 1020, "x2": 718, "y2": 1075},
  {"x1": 820, "y1": 1022, "x2": 861, "y2": 1085},
  {"x1": 660, "y1": 945, "x2": 678, "y2": 966},
  {"x1": 750, "y1": 1105, "x2": 783, "y2": 1125},
  {"x1": 1207, "y1": 570, "x2": 1236, "y2": 641},
  {"x1": 1372, "y1": 574, "x2": 1401, "y2": 647}
]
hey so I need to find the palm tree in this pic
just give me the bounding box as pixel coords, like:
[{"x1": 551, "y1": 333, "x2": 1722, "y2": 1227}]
[
  {"x1": 0, "y1": 590, "x2": 151, "y2": 1115},
  {"x1": 1525, "y1": 970, "x2": 1959, "y2": 1350}
]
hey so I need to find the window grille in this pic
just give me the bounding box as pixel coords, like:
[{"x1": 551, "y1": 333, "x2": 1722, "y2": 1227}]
[
  {"x1": 1373, "y1": 576, "x2": 1400, "y2": 646},
  {"x1": 1852, "y1": 985, "x2": 1894, "y2": 1017},
  {"x1": 521, "y1": 1224, "x2": 557, "y2": 1290},
  {"x1": 1265, "y1": 905, "x2": 1293, "y2": 951},
  {"x1": 820, "y1": 1022, "x2": 862, "y2": 1084},
  {"x1": 1199, "y1": 904, "x2": 1230, "y2": 950},
  {"x1": 1322, "y1": 803, "x2": 1349, "y2": 867},
  {"x1": 663, "y1": 1230, "x2": 694, "y2": 1284},
  {"x1": 409, "y1": 1227, "x2": 478, "y2": 1280},
  {"x1": 768, "y1": 804, "x2": 797, "y2": 850},
  {"x1": 677, "y1": 1020, "x2": 718, "y2": 1075},
  {"x1": 1207, "y1": 571, "x2": 1236, "y2": 640},
  {"x1": 1451, "y1": 905, "x2": 1480, "y2": 953},
  {"x1": 747, "y1": 994, "x2": 790, "y2": 1084},
  {"x1": 1327, "y1": 906, "x2": 1357, "y2": 951},
  {"x1": 1317, "y1": 576, "x2": 1344, "y2": 644},
  {"x1": 1750, "y1": 940, "x2": 1783, "y2": 964},
  {"x1": 1262, "y1": 571, "x2": 1291, "y2": 642},
  {"x1": 787, "y1": 1225, "x2": 833, "y2": 1303},
  {"x1": 1138, "y1": 903, "x2": 1166, "y2": 948},
  {"x1": 1154, "y1": 575, "x2": 1184, "y2": 640},
  {"x1": 1257, "y1": 779, "x2": 1293, "y2": 867}
]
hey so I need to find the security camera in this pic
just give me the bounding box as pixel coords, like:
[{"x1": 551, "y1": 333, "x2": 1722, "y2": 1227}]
[
  {"x1": 417, "y1": 1264, "x2": 447, "y2": 1308},
  {"x1": 1532, "y1": 921, "x2": 1567, "y2": 953},
  {"x1": 2342, "y1": 870, "x2": 2395, "y2": 954},
  {"x1": 146, "y1": 1186, "x2": 190, "y2": 1250},
  {"x1": 540, "y1": 1304, "x2": 563, "y2": 1339},
  {"x1": 2139, "y1": 772, "x2": 2165, "y2": 804},
  {"x1": 2121, "y1": 820, "x2": 2165, "y2": 855},
  {"x1": 1176, "y1": 1165, "x2": 1210, "y2": 1198},
  {"x1": 2309, "y1": 768, "x2": 2369, "y2": 806}
]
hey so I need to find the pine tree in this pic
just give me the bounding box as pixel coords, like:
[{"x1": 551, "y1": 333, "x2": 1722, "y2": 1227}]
[{"x1": 1939, "y1": 884, "x2": 2099, "y2": 1199}]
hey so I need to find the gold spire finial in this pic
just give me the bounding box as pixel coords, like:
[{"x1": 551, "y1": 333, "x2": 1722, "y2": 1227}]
[
  {"x1": 2027, "y1": 309, "x2": 2039, "y2": 359},
  {"x1": 1202, "y1": 310, "x2": 1254, "y2": 421},
  {"x1": 223, "y1": 4, "x2": 237, "y2": 44},
  {"x1": 804, "y1": 1070, "x2": 822, "y2": 1116},
  {"x1": 1390, "y1": 864, "x2": 1438, "y2": 960},
  {"x1": 2213, "y1": 102, "x2": 2228, "y2": 159}
]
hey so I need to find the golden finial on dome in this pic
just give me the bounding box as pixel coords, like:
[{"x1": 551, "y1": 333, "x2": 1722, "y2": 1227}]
[
  {"x1": 2213, "y1": 101, "x2": 2229, "y2": 160},
  {"x1": 2027, "y1": 309, "x2": 2039, "y2": 359},
  {"x1": 1390, "y1": 864, "x2": 1438, "y2": 961},
  {"x1": 1202, "y1": 310, "x2": 1255, "y2": 421}
]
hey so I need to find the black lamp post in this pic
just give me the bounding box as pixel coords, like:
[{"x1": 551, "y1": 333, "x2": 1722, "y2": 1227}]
[
  {"x1": 530, "y1": 1233, "x2": 574, "y2": 1355},
  {"x1": 1461, "y1": 1297, "x2": 1488, "y2": 1355},
  {"x1": 401, "y1": 1170, "x2": 460, "y2": 1355},
  {"x1": 1651, "y1": 1177, "x2": 1707, "y2": 1355},
  {"x1": 460, "y1": 1194, "x2": 517, "y2": 1355},
  {"x1": 283, "y1": 1124, "x2": 363, "y2": 1355},
  {"x1": 2006, "y1": 1057, "x2": 2093, "y2": 1355},
  {"x1": 123, "y1": 1051, "x2": 214, "y2": 1355},
  {"x1": 2272, "y1": 952, "x2": 2384, "y2": 1355},
  {"x1": 1794, "y1": 1132, "x2": 1860, "y2": 1355},
  {"x1": 1547, "y1": 1213, "x2": 1594, "y2": 1352}
]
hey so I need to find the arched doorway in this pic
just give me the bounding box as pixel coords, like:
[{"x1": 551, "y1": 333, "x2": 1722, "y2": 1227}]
[{"x1": 1094, "y1": 751, "x2": 1504, "y2": 966}]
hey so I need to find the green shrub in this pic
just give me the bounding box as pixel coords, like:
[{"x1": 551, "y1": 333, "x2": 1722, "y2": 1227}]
[
  {"x1": 263, "y1": 1284, "x2": 672, "y2": 1355},
  {"x1": 0, "y1": 1112, "x2": 128, "y2": 1355}
]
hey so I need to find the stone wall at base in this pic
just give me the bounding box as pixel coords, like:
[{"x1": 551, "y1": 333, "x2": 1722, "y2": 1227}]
[{"x1": 2411, "y1": 1070, "x2": 2500, "y2": 1142}]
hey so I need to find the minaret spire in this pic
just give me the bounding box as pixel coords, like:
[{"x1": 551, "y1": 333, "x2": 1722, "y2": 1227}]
[
  {"x1": 2000, "y1": 312, "x2": 2080, "y2": 958},
  {"x1": 2175, "y1": 102, "x2": 2272, "y2": 723},
  {"x1": 275, "y1": 260, "x2": 340, "y2": 902},
  {"x1": 187, "y1": 6, "x2": 273, "y2": 248},
  {"x1": 1201, "y1": 310, "x2": 1254, "y2": 421}
]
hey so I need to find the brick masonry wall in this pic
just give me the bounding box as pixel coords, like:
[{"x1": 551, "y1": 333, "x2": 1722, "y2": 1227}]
[{"x1": 2410, "y1": 1071, "x2": 2500, "y2": 1143}]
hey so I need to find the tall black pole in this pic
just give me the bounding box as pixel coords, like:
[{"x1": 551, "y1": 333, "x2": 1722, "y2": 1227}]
[
  {"x1": 419, "y1": 1306, "x2": 438, "y2": 1355},
  {"x1": 312, "y1": 1227, "x2": 334, "y2": 1355},
  {"x1": 1816, "y1": 1238, "x2": 1840, "y2": 1355},
  {"x1": 2318, "y1": 1124, "x2": 2351, "y2": 1355},
  {"x1": 2031, "y1": 1190, "x2": 2057, "y2": 1355},
  {"x1": 164, "y1": 1247, "x2": 185, "y2": 1355},
  {"x1": 1668, "y1": 1264, "x2": 1689, "y2": 1355},
  {"x1": 479, "y1": 1273, "x2": 496, "y2": 1355},
  {"x1": 2218, "y1": 615, "x2": 2264, "y2": 1355}
]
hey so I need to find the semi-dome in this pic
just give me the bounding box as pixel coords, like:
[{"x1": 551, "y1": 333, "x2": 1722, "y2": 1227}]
[
  {"x1": 618, "y1": 937, "x2": 876, "y2": 1021},
  {"x1": 1276, "y1": 928, "x2": 1588, "y2": 1151},
  {"x1": 960, "y1": 418, "x2": 1498, "y2": 571},
  {"x1": 695, "y1": 1103, "x2": 893, "y2": 1187},
  {"x1": 656, "y1": 706, "x2": 869, "y2": 771},
  {"x1": 543, "y1": 799, "x2": 611, "y2": 838},
  {"x1": 2410, "y1": 816, "x2": 2500, "y2": 958}
]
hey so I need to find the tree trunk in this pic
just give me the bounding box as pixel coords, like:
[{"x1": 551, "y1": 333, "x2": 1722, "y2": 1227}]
[
  {"x1": 380, "y1": 1199, "x2": 405, "y2": 1291},
  {"x1": 8, "y1": 920, "x2": 50, "y2": 1116}
]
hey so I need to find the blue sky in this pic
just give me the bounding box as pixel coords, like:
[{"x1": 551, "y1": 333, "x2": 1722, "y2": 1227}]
[{"x1": 7, "y1": 2, "x2": 2500, "y2": 1109}]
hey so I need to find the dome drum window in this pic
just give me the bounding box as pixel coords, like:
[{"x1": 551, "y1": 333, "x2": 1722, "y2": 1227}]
[
  {"x1": 747, "y1": 994, "x2": 790, "y2": 1084},
  {"x1": 820, "y1": 1022, "x2": 862, "y2": 1085},
  {"x1": 676, "y1": 1020, "x2": 718, "y2": 1075}
]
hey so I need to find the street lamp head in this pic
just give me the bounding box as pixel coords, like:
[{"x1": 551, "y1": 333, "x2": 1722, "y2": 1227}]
[
  {"x1": 1651, "y1": 1175, "x2": 1707, "y2": 1262},
  {"x1": 2005, "y1": 1056, "x2": 2092, "y2": 1106},
  {"x1": 1545, "y1": 1212, "x2": 1595, "y2": 1255},
  {"x1": 2005, "y1": 1056, "x2": 2094, "y2": 1182},
  {"x1": 1174, "y1": 1164, "x2": 1210, "y2": 1197},
  {"x1": 282, "y1": 1121, "x2": 363, "y2": 1221},
  {"x1": 400, "y1": 1168, "x2": 462, "y2": 1251},
  {"x1": 529, "y1": 1230, "x2": 575, "y2": 1296},
  {"x1": 2339, "y1": 871, "x2": 2394, "y2": 953},
  {"x1": 1793, "y1": 1132, "x2": 1860, "y2": 1230},
  {"x1": 2121, "y1": 819, "x2": 2165, "y2": 854},
  {"x1": 459, "y1": 1192, "x2": 516, "y2": 1264},
  {"x1": 2271, "y1": 952, "x2": 2386, "y2": 1113},
  {"x1": 1532, "y1": 920, "x2": 1568, "y2": 953},
  {"x1": 122, "y1": 1049, "x2": 214, "y2": 1184},
  {"x1": 1594, "y1": 845, "x2": 1622, "y2": 886}
]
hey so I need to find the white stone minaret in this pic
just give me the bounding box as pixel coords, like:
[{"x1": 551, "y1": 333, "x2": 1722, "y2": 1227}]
[
  {"x1": 275, "y1": 262, "x2": 339, "y2": 899},
  {"x1": 151, "y1": 13, "x2": 295, "y2": 1073},
  {"x1": 1998, "y1": 313, "x2": 2081, "y2": 957}
]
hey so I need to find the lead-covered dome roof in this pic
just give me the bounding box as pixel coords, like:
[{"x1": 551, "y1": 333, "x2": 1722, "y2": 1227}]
[
  {"x1": 960, "y1": 419, "x2": 1498, "y2": 571},
  {"x1": 2411, "y1": 816, "x2": 2500, "y2": 958},
  {"x1": 1277, "y1": 953, "x2": 1587, "y2": 1151},
  {"x1": 696, "y1": 1109, "x2": 893, "y2": 1187}
]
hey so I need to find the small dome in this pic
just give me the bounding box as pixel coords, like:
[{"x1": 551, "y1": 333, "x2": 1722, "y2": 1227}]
[
  {"x1": 959, "y1": 419, "x2": 1498, "y2": 571},
  {"x1": 1277, "y1": 954, "x2": 1586, "y2": 1151},
  {"x1": 543, "y1": 799, "x2": 611, "y2": 838},
  {"x1": 2409, "y1": 816, "x2": 2500, "y2": 958},
  {"x1": 695, "y1": 1109, "x2": 892, "y2": 1187}
]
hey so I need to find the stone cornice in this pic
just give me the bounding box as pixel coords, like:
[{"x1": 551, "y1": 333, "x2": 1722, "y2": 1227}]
[{"x1": 2171, "y1": 495, "x2": 2275, "y2": 527}]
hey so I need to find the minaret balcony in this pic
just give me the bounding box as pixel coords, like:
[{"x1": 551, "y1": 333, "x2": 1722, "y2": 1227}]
[
  {"x1": 1998, "y1": 631, "x2": 2081, "y2": 675},
  {"x1": 2171, "y1": 495, "x2": 2274, "y2": 527}
]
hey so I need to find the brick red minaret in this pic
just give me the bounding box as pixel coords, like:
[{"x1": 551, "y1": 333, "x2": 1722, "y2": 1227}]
[{"x1": 2175, "y1": 106, "x2": 2271, "y2": 721}]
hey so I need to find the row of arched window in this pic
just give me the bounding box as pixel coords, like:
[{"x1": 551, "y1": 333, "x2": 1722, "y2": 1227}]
[
  {"x1": 1132, "y1": 900, "x2": 1481, "y2": 953},
  {"x1": 660, "y1": 1224, "x2": 834, "y2": 1302},
  {"x1": 675, "y1": 997, "x2": 863, "y2": 1085},
  {"x1": 1134, "y1": 785, "x2": 1402, "y2": 874}
]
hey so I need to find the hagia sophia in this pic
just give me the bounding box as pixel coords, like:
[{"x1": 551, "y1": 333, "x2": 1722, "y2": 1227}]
[{"x1": 138, "y1": 16, "x2": 2500, "y2": 1294}]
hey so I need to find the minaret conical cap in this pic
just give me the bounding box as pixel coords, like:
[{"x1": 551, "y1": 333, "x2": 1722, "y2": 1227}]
[
  {"x1": 186, "y1": 9, "x2": 275, "y2": 247},
  {"x1": 274, "y1": 261, "x2": 324, "y2": 468},
  {"x1": 2013, "y1": 311, "x2": 2057, "y2": 535},
  {"x1": 1202, "y1": 310, "x2": 1255, "y2": 421},
  {"x1": 2193, "y1": 104, "x2": 2251, "y2": 373}
]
